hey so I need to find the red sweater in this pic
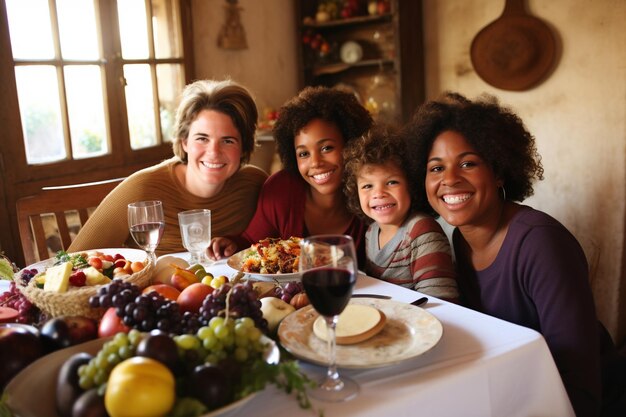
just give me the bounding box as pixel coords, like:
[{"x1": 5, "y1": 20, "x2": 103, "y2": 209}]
[{"x1": 232, "y1": 170, "x2": 367, "y2": 264}]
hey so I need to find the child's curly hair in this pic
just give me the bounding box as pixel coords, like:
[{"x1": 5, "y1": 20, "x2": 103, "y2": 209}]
[
  {"x1": 405, "y1": 92, "x2": 544, "y2": 212},
  {"x1": 272, "y1": 86, "x2": 373, "y2": 175},
  {"x1": 343, "y1": 124, "x2": 429, "y2": 220}
]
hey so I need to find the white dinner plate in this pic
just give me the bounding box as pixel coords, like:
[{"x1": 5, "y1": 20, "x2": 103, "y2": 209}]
[
  {"x1": 278, "y1": 298, "x2": 443, "y2": 368},
  {"x1": 5, "y1": 335, "x2": 279, "y2": 417},
  {"x1": 226, "y1": 248, "x2": 301, "y2": 283}
]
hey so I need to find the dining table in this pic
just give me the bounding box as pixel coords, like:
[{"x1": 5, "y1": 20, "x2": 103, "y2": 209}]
[
  {"x1": 199, "y1": 257, "x2": 575, "y2": 417},
  {"x1": 2, "y1": 251, "x2": 576, "y2": 417}
]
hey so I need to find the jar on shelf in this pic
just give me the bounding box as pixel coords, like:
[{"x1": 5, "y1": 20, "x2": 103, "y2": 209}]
[{"x1": 364, "y1": 72, "x2": 397, "y2": 123}]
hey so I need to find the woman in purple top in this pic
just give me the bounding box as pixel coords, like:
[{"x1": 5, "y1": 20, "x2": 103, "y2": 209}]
[
  {"x1": 405, "y1": 92, "x2": 624, "y2": 417},
  {"x1": 207, "y1": 86, "x2": 372, "y2": 264}
]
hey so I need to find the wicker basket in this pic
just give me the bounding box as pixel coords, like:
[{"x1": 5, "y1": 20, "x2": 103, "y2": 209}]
[{"x1": 14, "y1": 257, "x2": 154, "y2": 320}]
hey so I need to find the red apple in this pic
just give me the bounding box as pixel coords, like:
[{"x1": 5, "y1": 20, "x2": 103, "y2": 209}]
[
  {"x1": 40, "y1": 316, "x2": 98, "y2": 352},
  {"x1": 0, "y1": 325, "x2": 44, "y2": 389},
  {"x1": 177, "y1": 283, "x2": 213, "y2": 313},
  {"x1": 98, "y1": 307, "x2": 130, "y2": 338}
]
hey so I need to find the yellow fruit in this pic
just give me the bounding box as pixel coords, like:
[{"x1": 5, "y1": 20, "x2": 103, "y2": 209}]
[
  {"x1": 83, "y1": 266, "x2": 112, "y2": 285},
  {"x1": 43, "y1": 262, "x2": 73, "y2": 292},
  {"x1": 173, "y1": 266, "x2": 200, "y2": 283},
  {"x1": 209, "y1": 275, "x2": 227, "y2": 289},
  {"x1": 105, "y1": 357, "x2": 175, "y2": 417},
  {"x1": 201, "y1": 274, "x2": 214, "y2": 286}
]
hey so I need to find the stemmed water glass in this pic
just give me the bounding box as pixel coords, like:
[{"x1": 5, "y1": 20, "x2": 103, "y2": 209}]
[
  {"x1": 128, "y1": 200, "x2": 164, "y2": 265},
  {"x1": 178, "y1": 209, "x2": 212, "y2": 266},
  {"x1": 299, "y1": 234, "x2": 359, "y2": 402}
]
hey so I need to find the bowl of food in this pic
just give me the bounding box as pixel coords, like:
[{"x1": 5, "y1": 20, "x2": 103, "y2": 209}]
[{"x1": 14, "y1": 249, "x2": 153, "y2": 320}]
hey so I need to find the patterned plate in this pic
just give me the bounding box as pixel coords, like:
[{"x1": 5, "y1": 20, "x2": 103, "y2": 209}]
[{"x1": 278, "y1": 297, "x2": 443, "y2": 368}]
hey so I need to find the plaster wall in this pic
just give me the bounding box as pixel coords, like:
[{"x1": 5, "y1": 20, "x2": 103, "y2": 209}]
[
  {"x1": 191, "y1": 0, "x2": 626, "y2": 344},
  {"x1": 191, "y1": 0, "x2": 300, "y2": 114}
]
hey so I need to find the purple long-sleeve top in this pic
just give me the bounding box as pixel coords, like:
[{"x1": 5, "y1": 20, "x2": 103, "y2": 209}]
[{"x1": 455, "y1": 206, "x2": 610, "y2": 417}]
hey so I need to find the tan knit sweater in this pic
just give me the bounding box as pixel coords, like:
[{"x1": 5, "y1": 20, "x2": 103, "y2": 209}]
[{"x1": 68, "y1": 158, "x2": 268, "y2": 256}]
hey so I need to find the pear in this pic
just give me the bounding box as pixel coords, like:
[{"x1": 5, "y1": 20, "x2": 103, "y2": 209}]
[{"x1": 260, "y1": 297, "x2": 295, "y2": 333}]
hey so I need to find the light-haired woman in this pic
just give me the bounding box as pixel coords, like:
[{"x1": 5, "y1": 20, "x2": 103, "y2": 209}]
[{"x1": 70, "y1": 79, "x2": 267, "y2": 255}]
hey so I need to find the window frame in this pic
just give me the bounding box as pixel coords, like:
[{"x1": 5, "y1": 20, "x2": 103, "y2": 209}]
[
  {"x1": 0, "y1": 0, "x2": 195, "y2": 266},
  {"x1": 0, "y1": 0, "x2": 195, "y2": 183}
]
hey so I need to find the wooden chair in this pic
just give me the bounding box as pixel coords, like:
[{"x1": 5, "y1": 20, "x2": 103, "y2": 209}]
[{"x1": 16, "y1": 178, "x2": 124, "y2": 265}]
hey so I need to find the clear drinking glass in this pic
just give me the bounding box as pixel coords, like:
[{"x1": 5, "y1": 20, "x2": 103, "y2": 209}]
[
  {"x1": 127, "y1": 200, "x2": 164, "y2": 265},
  {"x1": 178, "y1": 209, "x2": 211, "y2": 266},
  {"x1": 299, "y1": 234, "x2": 359, "y2": 402}
]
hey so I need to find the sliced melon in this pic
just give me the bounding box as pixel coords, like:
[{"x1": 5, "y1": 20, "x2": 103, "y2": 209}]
[
  {"x1": 83, "y1": 266, "x2": 112, "y2": 286},
  {"x1": 43, "y1": 262, "x2": 73, "y2": 292}
]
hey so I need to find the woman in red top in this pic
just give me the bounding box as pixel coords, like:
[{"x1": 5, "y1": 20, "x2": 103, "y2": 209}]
[{"x1": 207, "y1": 86, "x2": 373, "y2": 264}]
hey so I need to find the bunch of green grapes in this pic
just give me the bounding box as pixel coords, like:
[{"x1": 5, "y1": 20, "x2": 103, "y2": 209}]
[
  {"x1": 174, "y1": 316, "x2": 266, "y2": 366},
  {"x1": 77, "y1": 330, "x2": 144, "y2": 390}
]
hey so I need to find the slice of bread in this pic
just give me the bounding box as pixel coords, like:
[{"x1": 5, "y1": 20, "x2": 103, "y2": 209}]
[{"x1": 313, "y1": 304, "x2": 386, "y2": 345}]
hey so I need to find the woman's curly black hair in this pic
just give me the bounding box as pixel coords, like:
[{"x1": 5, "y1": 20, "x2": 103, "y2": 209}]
[
  {"x1": 343, "y1": 124, "x2": 429, "y2": 221},
  {"x1": 405, "y1": 92, "x2": 544, "y2": 213},
  {"x1": 272, "y1": 86, "x2": 373, "y2": 175}
]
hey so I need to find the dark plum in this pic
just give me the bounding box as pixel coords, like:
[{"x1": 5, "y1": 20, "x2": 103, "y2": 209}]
[
  {"x1": 56, "y1": 352, "x2": 93, "y2": 417},
  {"x1": 136, "y1": 332, "x2": 180, "y2": 374},
  {"x1": 188, "y1": 364, "x2": 233, "y2": 410}
]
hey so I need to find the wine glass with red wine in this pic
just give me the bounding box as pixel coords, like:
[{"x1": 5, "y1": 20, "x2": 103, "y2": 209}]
[
  {"x1": 128, "y1": 200, "x2": 164, "y2": 266},
  {"x1": 299, "y1": 234, "x2": 359, "y2": 402}
]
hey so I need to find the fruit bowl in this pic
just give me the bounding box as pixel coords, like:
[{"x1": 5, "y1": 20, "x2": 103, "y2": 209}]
[
  {"x1": 14, "y1": 249, "x2": 154, "y2": 320},
  {"x1": 4, "y1": 335, "x2": 279, "y2": 417}
]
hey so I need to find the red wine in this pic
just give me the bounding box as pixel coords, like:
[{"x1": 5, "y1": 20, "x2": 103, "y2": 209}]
[{"x1": 302, "y1": 267, "x2": 355, "y2": 317}]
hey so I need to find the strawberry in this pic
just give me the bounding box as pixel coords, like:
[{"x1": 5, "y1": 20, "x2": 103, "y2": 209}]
[{"x1": 69, "y1": 271, "x2": 87, "y2": 287}]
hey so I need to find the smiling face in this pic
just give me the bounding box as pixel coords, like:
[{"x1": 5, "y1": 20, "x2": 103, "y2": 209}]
[
  {"x1": 357, "y1": 162, "x2": 411, "y2": 229},
  {"x1": 294, "y1": 119, "x2": 345, "y2": 196},
  {"x1": 425, "y1": 130, "x2": 502, "y2": 228},
  {"x1": 182, "y1": 109, "x2": 242, "y2": 197}
]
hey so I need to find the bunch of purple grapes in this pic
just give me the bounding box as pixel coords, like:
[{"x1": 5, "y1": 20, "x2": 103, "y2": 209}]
[
  {"x1": 19, "y1": 268, "x2": 38, "y2": 286},
  {"x1": 121, "y1": 292, "x2": 201, "y2": 335},
  {"x1": 89, "y1": 280, "x2": 201, "y2": 335},
  {"x1": 274, "y1": 281, "x2": 304, "y2": 304},
  {"x1": 88, "y1": 279, "x2": 141, "y2": 310},
  {"x1": 0, "y1": 281, "x2": 42, "y2": 324},
  {"x1": 199, "y1": 281, "x2": 268, "y2": 333}
]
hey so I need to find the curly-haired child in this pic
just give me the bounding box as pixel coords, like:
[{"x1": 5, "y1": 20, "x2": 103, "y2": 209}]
[{"x1": 343, "y1": 125, "x2": 458, "y2": 302}]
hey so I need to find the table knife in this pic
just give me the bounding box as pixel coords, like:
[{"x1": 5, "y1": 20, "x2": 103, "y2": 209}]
[
  {"x1": 352, "y1": 294, "x2": 392, "y2": 299},
  {"x1": 411, "y1": 296, "x2": 428, "y2": 306}
]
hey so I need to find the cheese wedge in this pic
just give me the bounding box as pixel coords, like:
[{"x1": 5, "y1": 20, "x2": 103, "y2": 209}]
[
  {"x1": 313, "y1": 304, "x2": 386, "y2": 345},
  {"x1": 43, "y1": 262, "x2": 73, "y2": 292},
  {"x1": 83, "y1": 266, "x2": 112, "y2": 286}
]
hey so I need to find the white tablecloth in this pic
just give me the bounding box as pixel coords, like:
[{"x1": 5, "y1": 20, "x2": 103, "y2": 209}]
[{"x1": 184, "y1": 257, "x2": 575, "y2": 417}]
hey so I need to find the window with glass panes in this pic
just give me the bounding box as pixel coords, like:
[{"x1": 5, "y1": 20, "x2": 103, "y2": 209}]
[
  {"x1": 5, "y1": 0, "x2": 188, "y2": 164},
  {"x1": 0, "y1": 0, "x2": 193, "y2": 266}
]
